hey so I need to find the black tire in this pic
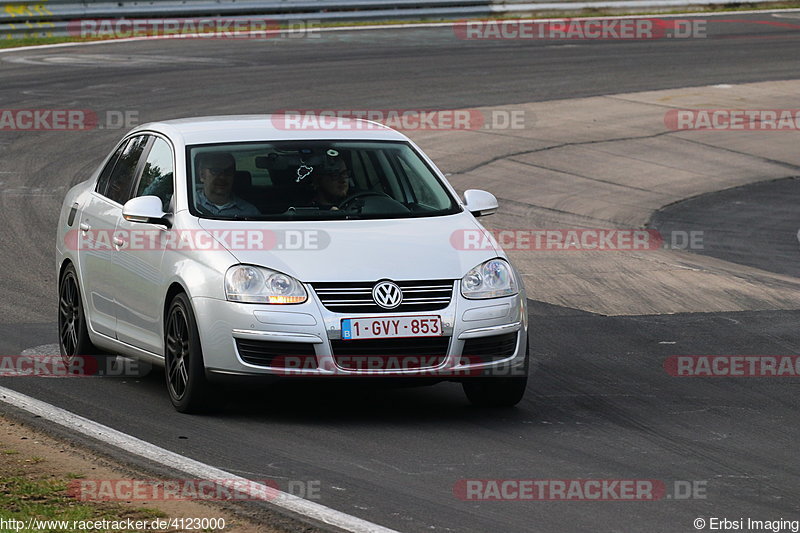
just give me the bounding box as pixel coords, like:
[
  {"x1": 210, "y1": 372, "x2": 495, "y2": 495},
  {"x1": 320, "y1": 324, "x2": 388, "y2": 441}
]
[
  {"x1": 164, "y1": 293, "x2": 211, "y2": 413},
  {"x1": 58, "y1": 264, "x2": 98, "y2": 362},
  {"x1": 462, "y1": 343, "x2": 529, "y2": 407}
]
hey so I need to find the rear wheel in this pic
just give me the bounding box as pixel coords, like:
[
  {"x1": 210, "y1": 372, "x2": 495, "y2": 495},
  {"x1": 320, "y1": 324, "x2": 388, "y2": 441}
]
[
  {"x1": 462, "y1": 342, "x2": 529, "y2": 407},
  {"x1": 58, "y1": 264, "x2": 98, "y2": 362},
  {"x1": 164, "y1": 293, "x2": 210, "y2": 413}
]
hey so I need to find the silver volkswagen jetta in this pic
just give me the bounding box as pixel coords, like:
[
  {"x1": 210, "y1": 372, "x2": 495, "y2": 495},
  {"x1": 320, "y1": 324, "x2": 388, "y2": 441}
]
[{"x1": 56, "y1": 116, "x2": 529, "y2": 412}]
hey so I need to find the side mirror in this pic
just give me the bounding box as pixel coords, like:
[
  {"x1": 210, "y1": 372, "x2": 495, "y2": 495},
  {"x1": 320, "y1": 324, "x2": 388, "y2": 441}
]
[
  {"x1": 122, "y1": 196, "x2": 171, "y2": 227},
  {"x1": 463, "y1": 189, "x2": 498, "y2": 217}
]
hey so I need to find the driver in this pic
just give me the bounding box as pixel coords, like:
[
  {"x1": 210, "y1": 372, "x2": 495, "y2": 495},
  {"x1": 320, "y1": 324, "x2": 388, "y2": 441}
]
[
  {"x1": 195, "y1": 152, "x2": 259, "y2": 217},
  {"x1": 311, "y1": 157, "x2": 351, "y2": 209}
]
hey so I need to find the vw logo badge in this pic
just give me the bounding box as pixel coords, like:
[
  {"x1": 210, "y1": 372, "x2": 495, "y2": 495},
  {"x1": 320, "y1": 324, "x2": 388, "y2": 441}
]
[{"x1": 372, "y1": 281, "x2": 403, "y2": 309}]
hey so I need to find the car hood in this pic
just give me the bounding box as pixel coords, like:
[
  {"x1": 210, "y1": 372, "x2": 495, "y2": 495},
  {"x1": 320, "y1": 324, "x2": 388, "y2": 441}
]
[{"x1": 197, "y1": 212, "x2": 500, "y2": 282}]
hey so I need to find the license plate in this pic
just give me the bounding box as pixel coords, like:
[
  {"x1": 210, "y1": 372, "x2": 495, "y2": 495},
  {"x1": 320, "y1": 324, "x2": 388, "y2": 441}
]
[{"x1": 341, "y1": 315, "x2": 442, "y2": 340}]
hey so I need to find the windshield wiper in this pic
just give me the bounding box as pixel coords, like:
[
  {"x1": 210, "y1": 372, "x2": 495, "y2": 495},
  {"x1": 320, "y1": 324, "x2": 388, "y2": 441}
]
[{"x1": 280, "y1": 207, "x2": 349, "y2": 219}]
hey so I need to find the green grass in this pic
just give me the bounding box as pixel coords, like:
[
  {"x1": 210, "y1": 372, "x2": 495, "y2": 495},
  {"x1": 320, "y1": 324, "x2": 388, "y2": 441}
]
[
  {"x1": 0, "y1": 475, "x2": 164, "y2": 532},
  {"x1": 1, "y1": 476, "x2": 102, "y2": 522},
  {"x1": 0, "y1": 35, "x2": 87, "y2": 49}
]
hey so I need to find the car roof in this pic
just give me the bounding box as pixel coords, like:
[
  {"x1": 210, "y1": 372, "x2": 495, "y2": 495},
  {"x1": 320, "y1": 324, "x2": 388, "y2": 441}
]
[{"x1": 131, "y1": 115, "x2": 410, "y2": 145}]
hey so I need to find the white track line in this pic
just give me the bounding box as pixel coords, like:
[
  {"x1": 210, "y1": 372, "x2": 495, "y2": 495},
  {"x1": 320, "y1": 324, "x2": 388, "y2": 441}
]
[
  {"x1": 0, "y1": 385, "x2": 400, "y2": 533},
  {"x1": 1, "y1": 8, "x2": 800, "y2": 54}
]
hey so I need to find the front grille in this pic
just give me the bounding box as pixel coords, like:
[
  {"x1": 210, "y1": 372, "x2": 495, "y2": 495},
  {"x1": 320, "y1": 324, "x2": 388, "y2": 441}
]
[
  {"x1": 235, "y1": 339, "x2": 317, "y2": 369},
  {"x1": 330, "y1": 337, "x2": 450, "y2": 370},
  {"x1": 311, "y1": 280, "x2": 454, "y2": 313},
  {"x1": 461, "y1": 332, "x2": 518, "y2": 364}
]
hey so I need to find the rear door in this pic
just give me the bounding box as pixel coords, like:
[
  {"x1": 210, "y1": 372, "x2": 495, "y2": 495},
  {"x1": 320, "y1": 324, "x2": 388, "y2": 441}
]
[{"x1": 77, "y1": 134, "x2": 149, "y2": 338}]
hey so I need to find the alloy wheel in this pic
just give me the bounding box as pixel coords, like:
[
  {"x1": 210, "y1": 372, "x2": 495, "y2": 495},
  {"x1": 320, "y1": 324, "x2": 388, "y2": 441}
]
[
  {"x1": 165, "y1": 306, "x2": 190, "y2": 399},
  {"x1": 58, "y1": 272, "x2": 81, "y2": 359}
]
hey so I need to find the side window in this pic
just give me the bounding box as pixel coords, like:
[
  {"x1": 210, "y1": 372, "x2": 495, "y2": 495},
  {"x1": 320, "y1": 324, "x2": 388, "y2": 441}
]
[
  {"x1": 106, "y1": 135, "x2": 149, "y2": 205},
  {"x1": 135, "y1": 138, "x2": 174, "y2": 212},
  {"x1": 95, "y1": 142, "x2": 126, "y2": 196}
]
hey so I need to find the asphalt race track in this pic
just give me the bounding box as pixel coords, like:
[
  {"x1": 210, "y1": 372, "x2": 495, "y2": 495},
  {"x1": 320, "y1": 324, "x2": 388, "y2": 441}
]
[
  {"x1": 2, "y1": 12, "x2": 800, "y2": 533},
  {"x1": 652, "y1": 176, "x2": 800, "y2": 278}
]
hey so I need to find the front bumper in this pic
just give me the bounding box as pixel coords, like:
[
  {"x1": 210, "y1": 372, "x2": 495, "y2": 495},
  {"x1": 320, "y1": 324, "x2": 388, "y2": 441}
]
[{"x1": 194, "y1": 281, "x2": 528, "y2": 380}]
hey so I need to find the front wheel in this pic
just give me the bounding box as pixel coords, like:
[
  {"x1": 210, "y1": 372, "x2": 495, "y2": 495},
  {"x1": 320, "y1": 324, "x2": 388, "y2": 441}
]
[{"x1": 164, "y1": 293, "x2": 210, "y2": 413}]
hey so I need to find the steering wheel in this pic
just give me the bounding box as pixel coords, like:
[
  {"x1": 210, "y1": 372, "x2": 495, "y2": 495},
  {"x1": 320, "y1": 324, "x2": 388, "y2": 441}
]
[{"x1": 337, "y1": 191, "x2": 392, "y2": 210}]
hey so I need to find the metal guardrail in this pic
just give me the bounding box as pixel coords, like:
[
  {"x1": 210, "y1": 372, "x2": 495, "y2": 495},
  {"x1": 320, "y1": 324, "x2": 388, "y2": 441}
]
[
  {"x1": 0, "y1": 9, "x2": 493, "y2": 39},
  {"x1": 1, "y1": 0, "x2": 491, "y2": 23},
  {"x1": 7, "y1": 0, "x2": 491, "y2": 38},
  {"x1": 0, "y1": 0, "x2": 782, "y2": 38}
]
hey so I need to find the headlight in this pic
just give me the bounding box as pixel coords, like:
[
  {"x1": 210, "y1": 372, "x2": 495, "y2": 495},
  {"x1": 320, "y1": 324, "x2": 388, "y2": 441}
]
[
  {"x1": 461, "y1": 259, "x2": 517, "y2": 299},
  {"x1": 225, "y1": 265, "x2": 307, "y2": 304}
]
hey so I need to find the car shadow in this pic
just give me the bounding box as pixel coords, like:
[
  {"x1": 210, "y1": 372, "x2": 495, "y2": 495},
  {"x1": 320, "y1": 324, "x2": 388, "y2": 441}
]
[{"x1": 139, "y1": 366, "x2": 538, "y2": 425}]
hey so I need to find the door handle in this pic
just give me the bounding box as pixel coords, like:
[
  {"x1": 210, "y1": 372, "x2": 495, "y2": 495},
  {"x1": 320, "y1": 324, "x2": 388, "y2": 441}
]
[
  {"x1": 113, "y1": 237, "x2": 125, "y2": 248},
  {"x1": 79, "y1": 222, "x2": 90, "y2": 232}
]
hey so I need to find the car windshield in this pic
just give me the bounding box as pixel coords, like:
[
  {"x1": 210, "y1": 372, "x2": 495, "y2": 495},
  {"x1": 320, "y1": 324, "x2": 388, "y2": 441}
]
[{"x1": 186, "y1": 140, "x2": 461, "y2": 220}]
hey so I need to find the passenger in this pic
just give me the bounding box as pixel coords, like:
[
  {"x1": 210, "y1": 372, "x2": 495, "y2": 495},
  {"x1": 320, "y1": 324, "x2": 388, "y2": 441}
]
[
  {"x1": 311, "y1": 157, "x2": 352, "y2": 209},
  {"x1": 195, "y1": 152, "x2": 259, "y2": 217}
]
